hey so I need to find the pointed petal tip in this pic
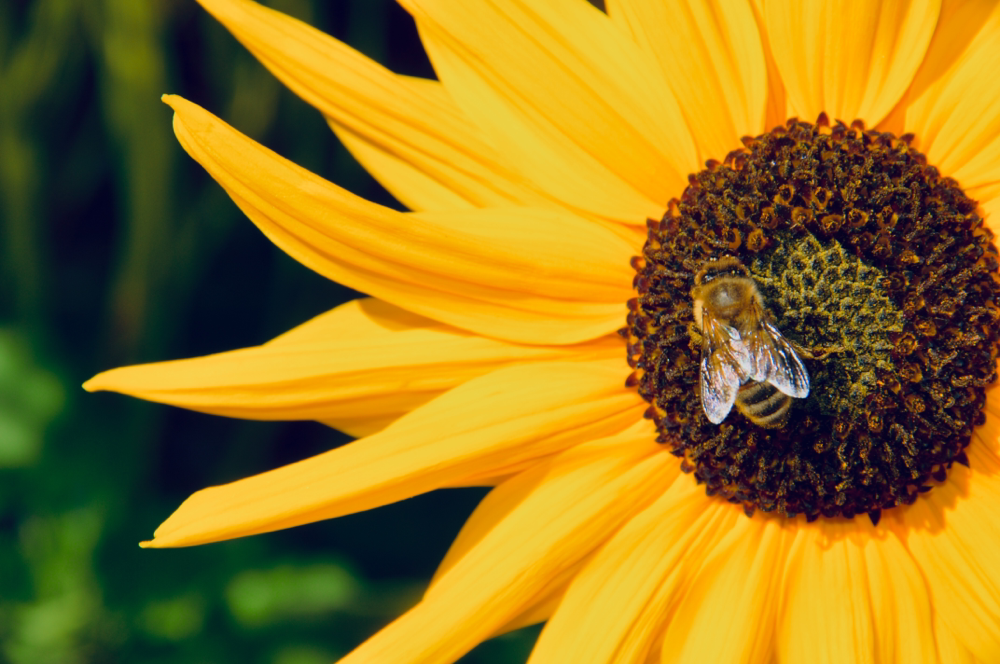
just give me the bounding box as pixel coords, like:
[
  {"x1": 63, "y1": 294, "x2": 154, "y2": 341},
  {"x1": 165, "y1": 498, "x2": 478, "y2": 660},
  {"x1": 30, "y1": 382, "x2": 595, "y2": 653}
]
[
  {"x1": 80, "y1": 367, "x2": 133, "y2": 394},
  {"x1": 83, "y1": 366, "x2": 131, "y2": 393}
]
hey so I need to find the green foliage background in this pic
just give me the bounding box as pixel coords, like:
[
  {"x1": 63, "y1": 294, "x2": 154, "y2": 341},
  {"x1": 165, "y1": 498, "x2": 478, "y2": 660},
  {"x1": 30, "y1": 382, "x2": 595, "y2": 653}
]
[{"x1": 0, "y1": 1, "x2": 543, "y2": 661}]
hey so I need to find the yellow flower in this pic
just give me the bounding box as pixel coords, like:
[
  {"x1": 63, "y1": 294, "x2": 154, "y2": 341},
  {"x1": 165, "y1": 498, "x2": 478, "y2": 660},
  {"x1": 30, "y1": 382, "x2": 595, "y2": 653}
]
[{"x1": 85, "y1": 0, "x2": 1000, "y2": 661}]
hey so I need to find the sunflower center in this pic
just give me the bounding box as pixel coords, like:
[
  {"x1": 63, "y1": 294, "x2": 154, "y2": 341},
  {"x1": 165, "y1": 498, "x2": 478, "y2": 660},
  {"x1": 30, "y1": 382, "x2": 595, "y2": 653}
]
[{"x1": 625, "y1": 116, "x2": 1000, "y2": 523}]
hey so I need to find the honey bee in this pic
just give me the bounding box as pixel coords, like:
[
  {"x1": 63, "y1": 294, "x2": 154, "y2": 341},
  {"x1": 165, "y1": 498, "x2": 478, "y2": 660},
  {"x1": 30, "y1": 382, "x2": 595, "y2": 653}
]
[{"x1": 691, "y1": 256, "x2": 810, "y2": 428}]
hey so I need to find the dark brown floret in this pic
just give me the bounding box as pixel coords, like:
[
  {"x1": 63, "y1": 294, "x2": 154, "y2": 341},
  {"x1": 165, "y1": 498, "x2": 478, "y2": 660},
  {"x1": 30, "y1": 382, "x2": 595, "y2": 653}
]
[{"x1": 624, "y1": 117, "x2": 1000, "y2": 520}]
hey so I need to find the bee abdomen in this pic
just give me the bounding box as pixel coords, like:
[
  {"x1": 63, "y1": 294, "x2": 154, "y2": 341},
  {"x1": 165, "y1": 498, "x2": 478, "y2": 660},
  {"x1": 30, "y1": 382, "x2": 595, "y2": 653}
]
[{"x1": 736, "y1": 382, "x2": 791, "y2": 428}]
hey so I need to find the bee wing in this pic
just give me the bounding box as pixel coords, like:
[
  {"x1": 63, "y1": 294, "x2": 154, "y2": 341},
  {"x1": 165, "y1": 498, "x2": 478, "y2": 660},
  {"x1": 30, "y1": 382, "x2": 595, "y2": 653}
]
[
  {"x1": 700, "y1": 315, "x2": 751, "y2": 423},
  {"x1": 742, "y1": 314, "x2": 810, "y2": 398}
]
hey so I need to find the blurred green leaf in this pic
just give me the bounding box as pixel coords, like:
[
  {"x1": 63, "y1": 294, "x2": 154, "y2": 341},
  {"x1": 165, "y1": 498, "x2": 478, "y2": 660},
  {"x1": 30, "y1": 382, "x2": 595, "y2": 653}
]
[
  {"x1": 226, "y1": 563, "x2": 359, "y2": 628},
  {"x1": 0, "y1": 0, "x2": 78, "y2": 323},
  {"x1": 138, "y1": 592, "x2": 207, "y2": 641},
  {"x1": 0, "y1": 329, "x2": 63, "y2": 467},
  {"x1": 0, "y1": 1, "x2": 538, "y2": 661},
  {"x1": 272, "y1": 644, "x2": 338, "y2": 664},
  {"x1": 3, "y1": 507, "x2": 121, "y2": 664}
]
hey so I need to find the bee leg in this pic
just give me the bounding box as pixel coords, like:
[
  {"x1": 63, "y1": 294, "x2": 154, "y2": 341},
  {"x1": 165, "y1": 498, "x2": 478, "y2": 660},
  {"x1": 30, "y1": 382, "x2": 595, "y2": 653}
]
[
  {"x1": 805, "y1": 344, "x2": 845, "y2": 360},
  {"x1": 686, "y1": 322, "x2": 704, "y2": 350},
  {"x1": 790, "y1": 340, "x2": 844, "y2": 361}
]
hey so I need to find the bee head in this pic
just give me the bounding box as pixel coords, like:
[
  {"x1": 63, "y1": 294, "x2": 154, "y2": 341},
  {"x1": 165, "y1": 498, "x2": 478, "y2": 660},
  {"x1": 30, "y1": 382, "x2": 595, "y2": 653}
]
[{"x1": 693, "y1": 255, "x2": 750, "y2": 286}]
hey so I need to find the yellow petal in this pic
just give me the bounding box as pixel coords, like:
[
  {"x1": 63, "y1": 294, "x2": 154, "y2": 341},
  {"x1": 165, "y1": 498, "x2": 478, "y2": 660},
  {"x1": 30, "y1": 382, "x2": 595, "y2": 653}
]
[
  {"x1": 327, "y1": 117, "x2": 481, "y2": 212},
  {"x1": 528, "y1": 482, "x2": 739, "y2": 664},
  {"x1": 904, "y1": 1, "x2": 1000, "y2": 189},
  {"x1": 747, "y1": 0, "x2": 788, "y2": 132},
  {"x1": 164, "y1": 95, "x2": 636, "y2": 345},
  {"x1": 777, "y1": 523, "x2": 876, "y2": 664},
  {"x1": 142, "y1": 360, "x2": 642, "y2": 547},
  {"x1": 862, "y1": 531, "x2": 938, "y2": 664},
  {"x1": 335, "y1": 428, "x2": 674, "y2": 664},
  {"x1": 607, "y1": 0, "x2": 767, "y2": 161},
  {"x1": 900, "y1": 435, "x2": 1000, "y2": 662},
  {"x1": 429, "y1": 419, "x2": 657, "y2": 586},
  {"x1": 84, "y1": 298, "x2": 623, "y2": 437},
  {"x1": 195, "y1": 0, "x2": 542, "y2": 211},
  {"x1": 935, "y1": 619, "x2": 979, "y2": 664},
  {"x1": 495, "y1": 583, "x2": 568, "y2": 636},
  {"x1": 878, "y1": 0, "x2": 1000, "y2": 136},
  {"x1": 400, "y1": 0, "x2": 696, "y2": 224},
  {"x1": 660, "y1": 515, "x2": 785, "y2": 664},
  {"x1": 765, "y1": 0, "x2": 940, "y2": 125}
]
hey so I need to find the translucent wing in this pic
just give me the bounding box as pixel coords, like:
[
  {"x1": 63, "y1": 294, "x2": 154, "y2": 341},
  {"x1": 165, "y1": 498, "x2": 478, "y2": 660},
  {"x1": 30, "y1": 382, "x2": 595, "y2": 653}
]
[
  {"x1": 699, "y1": 315, "x2": 751, "y2": 423},
  {"x1": 741, "y1": 307, "x2": 810, "y2": 398}
]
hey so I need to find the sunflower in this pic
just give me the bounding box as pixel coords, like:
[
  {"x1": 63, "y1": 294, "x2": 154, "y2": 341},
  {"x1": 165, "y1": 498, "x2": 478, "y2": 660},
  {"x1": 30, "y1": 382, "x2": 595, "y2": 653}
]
[{"x1": 85, "y1": 0, "x2": 1000, "y2": 661}]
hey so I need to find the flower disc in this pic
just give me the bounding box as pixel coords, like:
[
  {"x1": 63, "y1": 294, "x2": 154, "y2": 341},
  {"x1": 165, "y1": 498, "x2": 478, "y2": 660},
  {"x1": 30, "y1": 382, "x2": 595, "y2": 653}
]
[{"x1": 627, "y1": 116, "x2": 1000, "y2": 521}]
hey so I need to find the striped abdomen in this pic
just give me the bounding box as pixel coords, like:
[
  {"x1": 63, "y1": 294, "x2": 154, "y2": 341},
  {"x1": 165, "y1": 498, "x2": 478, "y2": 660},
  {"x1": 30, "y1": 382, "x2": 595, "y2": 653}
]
[{"x1": 736, "y1": 381, "x2": 791, "y2": 428}]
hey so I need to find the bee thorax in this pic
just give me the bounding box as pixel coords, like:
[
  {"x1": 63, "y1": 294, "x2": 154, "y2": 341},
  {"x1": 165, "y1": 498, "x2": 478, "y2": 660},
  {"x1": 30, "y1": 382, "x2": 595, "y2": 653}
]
[{"x1": 707, "y1": 282, "x2": 742, "y2": 312}]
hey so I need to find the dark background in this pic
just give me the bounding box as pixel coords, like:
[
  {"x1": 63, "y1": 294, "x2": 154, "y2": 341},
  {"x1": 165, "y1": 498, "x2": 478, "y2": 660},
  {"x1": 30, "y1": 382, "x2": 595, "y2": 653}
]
[{"x1": 0, "y1": 0, "x2": 547, "y2": 661}]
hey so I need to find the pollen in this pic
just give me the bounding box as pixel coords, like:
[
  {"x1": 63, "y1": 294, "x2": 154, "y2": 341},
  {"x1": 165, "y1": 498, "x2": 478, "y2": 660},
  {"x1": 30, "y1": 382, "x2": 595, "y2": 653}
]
[
  {"x1": 750, "y1": 235, "x2": 903, "y2": 417},
  {"x1": 624, "y1": 116, "x2": 1000, "y2": 521}
]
